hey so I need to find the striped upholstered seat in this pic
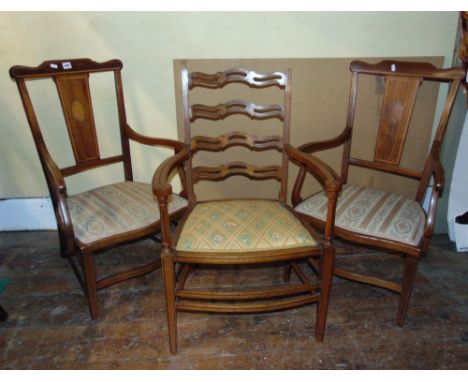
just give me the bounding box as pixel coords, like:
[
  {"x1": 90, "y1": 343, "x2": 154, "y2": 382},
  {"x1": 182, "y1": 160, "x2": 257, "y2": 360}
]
[
  {"x1": 67, "y1": 181, "x2": 188, "y2": 245},
  {"x1": 295, "y1": 184, "x2": 426, "y2": 247}
]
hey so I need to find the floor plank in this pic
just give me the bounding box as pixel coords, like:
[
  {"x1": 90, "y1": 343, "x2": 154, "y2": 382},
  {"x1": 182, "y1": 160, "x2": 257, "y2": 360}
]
[{"x1": 0, "y1": 231, "x2": 467, "y2": 369}]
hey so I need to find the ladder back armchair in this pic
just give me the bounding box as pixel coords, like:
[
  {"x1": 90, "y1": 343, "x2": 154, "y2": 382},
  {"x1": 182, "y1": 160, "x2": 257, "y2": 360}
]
[{"x1": 153, "y1": 67, "x2": 342, "y2": 354}]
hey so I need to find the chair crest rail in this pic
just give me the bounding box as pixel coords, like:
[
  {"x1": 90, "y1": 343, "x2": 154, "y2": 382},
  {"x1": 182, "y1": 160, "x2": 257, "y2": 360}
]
[
  {"x1": 351, "y1": 60, "x2": 466, "y2": 80},
  {"x1": 9, "y1": 58, "x2": 123, "y2": 79}
]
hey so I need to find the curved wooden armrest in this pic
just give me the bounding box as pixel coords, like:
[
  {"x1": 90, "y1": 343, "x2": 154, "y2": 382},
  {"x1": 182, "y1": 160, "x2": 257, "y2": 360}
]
[
  {"x1": 152, "y1": 146, "x2": 191, "y2": 199},
  {"x1": 125, "y1": 124, "x2": 184, "y2": 152},
  {"x1": 39, "y1": 142, "x2": 67, "y2": 194},
  {"x1": 297, "y1": 127, "x2": 351, "y2": 154},
  {"x1": 418, "y1": 143, "x2": 445, "y2": 245},
  {"x1": 285, "y1": 144, "x2": 340, "y2": 189},
  {"x1": 422, "y1": 154, "x2": 444, "y2": 245},
  {"x1": 429, "y1": 148, "x2": 444, "y2": 193},
  {"x1": 39, "y1": 144, "x2": 74, "y2": 240}
]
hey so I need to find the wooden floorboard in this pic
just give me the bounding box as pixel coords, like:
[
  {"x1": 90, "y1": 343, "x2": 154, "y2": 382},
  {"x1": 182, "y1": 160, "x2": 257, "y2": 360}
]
[{"x1": 0, "y1": 231, "x2": 467, "y2": 369}]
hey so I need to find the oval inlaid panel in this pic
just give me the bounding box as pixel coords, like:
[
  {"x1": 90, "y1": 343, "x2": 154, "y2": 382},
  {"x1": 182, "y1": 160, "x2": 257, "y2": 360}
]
[
  {"x1": 389, "y1": 100, "x2": 404, "y2": 125},
  {"x1": 71, "y1": 100, "x2": 85, "y2": 122}
]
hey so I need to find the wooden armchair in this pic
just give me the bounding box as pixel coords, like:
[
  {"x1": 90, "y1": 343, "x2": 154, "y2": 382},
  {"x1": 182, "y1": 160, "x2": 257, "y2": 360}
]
[
  {"x1": 153, "y1": 67, "x2": 342, "y2": 354},
  {"x1": 9, "y1": 58, "x2": 188, "y2": 319},
  {"x1": 292, "y1": 60, "x2": 465, "y2": 325}
]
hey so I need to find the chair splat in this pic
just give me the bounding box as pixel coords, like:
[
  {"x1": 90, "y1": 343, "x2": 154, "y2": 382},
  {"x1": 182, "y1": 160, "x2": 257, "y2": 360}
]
[
  {"x1": 374, "y1": 75, "x2": 422, "y2": 166},
  {"x1": 54, "y1": 74, "x2": 100, "y2": 164}
]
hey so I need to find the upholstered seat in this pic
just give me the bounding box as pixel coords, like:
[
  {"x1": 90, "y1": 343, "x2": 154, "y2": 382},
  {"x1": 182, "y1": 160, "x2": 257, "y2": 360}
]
[
  {"x1": 68, "y1": 181, "x2": 187, "y2": 245},
  {"x1": 295, "y1": 184, "x2": 426, "y2": 247},
  {"x1": 177, "y1": 199, "x2": 317, "y2": 253}
]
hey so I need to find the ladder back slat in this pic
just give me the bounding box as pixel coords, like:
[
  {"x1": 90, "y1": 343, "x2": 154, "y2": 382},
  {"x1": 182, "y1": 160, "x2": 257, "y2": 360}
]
[
  {"x1": 192, "y1": 162, "x2": 282, "y2": 183},
  {"x1": 191, "y1": 100, "x2": 284, "y2": 122},
  {"x1": 191, "y1": 132, "x2": 283, "y2": 153},
  {"x1": 189, "y1": 68, "x2": 287, "y2": 89}
]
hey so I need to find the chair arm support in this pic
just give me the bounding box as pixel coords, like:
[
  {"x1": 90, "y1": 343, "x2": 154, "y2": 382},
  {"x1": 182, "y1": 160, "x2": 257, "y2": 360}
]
[
  {"x1": 285, "y1": 144, "x2": 341, "y2": 241},
  {"x1": 125, "y1": 124, "x2": 184, "y2": 152},
  {"x1": 152, "y1": 146, "x2": 190, "y2": 199},
  {"x1": 152, "y1": 146, "x2": 190, "y2": 251},
  {"x1": 297, "y1": 127, "x2": 351, "y2": 154}
]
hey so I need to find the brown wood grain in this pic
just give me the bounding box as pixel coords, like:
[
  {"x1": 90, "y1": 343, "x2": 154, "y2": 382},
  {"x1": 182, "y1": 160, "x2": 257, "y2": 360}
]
[
  {"x1": 191, "y1": 132, "x2": 283, "y2": 153},
  {"x1": 191, "y1": 100, "x2": 285, "y2": 122},
  {"x1": 54, "y1": 74, "x2": 100, "y2": 164},
  {"x1": 189, "y1": 68, "x2": 287, "y2": 89},
  {"x1": 374, "y1": 76, "x2": 422, "y2": 165},
  {"x1": 2, "y1": 231, "x2": 468, "y2": 369}
]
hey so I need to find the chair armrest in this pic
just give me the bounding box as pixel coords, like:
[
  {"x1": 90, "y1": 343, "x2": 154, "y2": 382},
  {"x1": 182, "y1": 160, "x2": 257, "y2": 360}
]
[
  {"x1": 37, "y1": 140, "x2": 66, "y2": 194},
  {"x1": 45, "y1": 157, "x2": 67, "y2": 194},
  {"x1": 125, "y1": 124, "x2": 184, "y2": 152},
  {"x1": 152, "y1": 146, "x2": 191, "y2": 198},
  {"x1": 285, "y1": 144, "x2": 340, "y2": 189},
  {"x1": 419, "y1": 145, "x2": 445, "y2": 248},
  {"x1": 298, "y1": 127, "x2": 351, "y2": 154},
  {"x1": 429, "y1": 149, "x2": 444, "y2": 194},
  {"x1": 39, "y1": 143, "x2": 75, "y2": 240}
]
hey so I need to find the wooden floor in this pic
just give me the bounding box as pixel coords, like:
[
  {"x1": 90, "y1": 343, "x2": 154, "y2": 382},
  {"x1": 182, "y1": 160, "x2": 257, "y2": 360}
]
[{"x1": 0, "y1": 231, "x2": 467, "y2": 369}]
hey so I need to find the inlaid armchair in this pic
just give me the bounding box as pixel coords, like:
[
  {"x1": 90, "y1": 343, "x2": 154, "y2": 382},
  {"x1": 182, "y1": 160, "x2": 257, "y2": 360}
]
[
  {"x1": 292, "y1": 60, "x2": 465, "y2": 325},
  {"x1": 10, "y1": 58, "x2": 188, "y2": 319},
  {"x1": 153, "y1": 67, "x2": 341, "y2": 354}
]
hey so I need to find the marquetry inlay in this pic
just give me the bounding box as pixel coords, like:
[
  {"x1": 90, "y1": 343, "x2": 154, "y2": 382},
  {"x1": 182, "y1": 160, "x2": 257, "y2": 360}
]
[{"x1": 71, "y1": 100, "x2": 85, "y2": 122}]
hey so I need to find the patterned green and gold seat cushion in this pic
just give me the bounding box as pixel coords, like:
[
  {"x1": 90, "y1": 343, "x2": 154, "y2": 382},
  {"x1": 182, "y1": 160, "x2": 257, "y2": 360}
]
[
  {"x1": 295, "y1": 184, "x2": 426, "y2": 247},
  {"x1": 67, "y1": 181, "x2": 188, "y2": 245},
  {"x1": 176, "y1": 199, "x2": 317, "y2": 253}
]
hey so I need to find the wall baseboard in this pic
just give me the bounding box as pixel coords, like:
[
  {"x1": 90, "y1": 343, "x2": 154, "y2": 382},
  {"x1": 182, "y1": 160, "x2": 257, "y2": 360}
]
[{"x1": 0, "y1": 198, "x2": 56, "y2": 231}]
